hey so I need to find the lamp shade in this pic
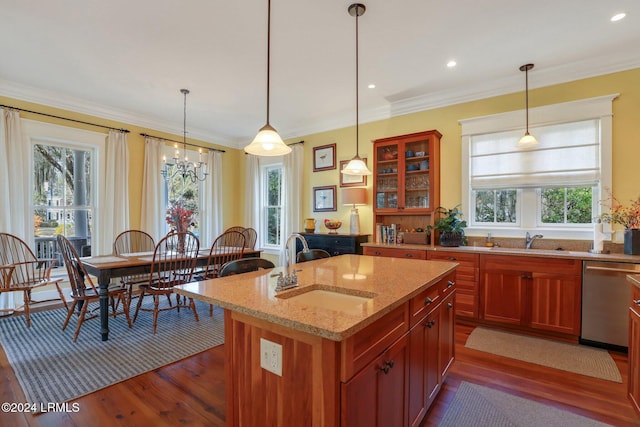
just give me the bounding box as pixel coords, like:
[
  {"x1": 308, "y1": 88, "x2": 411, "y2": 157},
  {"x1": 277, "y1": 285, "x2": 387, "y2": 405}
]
[
  {"x1": 342, "y1": 187, "x2": 367, "y2": 206},
  {"x1": 244, "y1": 124, "x2": 292, "y2": 156},
  {"x1": 517, "y1": 132, "x2": 538, "y2": 148},
  {"x1": 341, "y1": 157, "x2": 372, "y2": 176}
]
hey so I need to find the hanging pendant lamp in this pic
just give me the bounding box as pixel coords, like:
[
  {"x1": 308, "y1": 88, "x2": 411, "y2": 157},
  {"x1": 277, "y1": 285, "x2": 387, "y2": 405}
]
[
  {"x1": 342, "y1": 3, "x2": 372, "y2": 176},
  {"x1": 517, "y1": 63, "x2": 538, "y2": 148},
  {"x1": 244, "y1": 0, "x2": 291, "y2": 156}
]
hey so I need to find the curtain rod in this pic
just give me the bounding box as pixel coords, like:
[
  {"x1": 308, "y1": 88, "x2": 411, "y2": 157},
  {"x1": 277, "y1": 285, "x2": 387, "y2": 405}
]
[
  {"x1": 140, "y1": 133, "x2": 226, "y2": 153},
  {"x1": 0, "y1": 103, "x2": 130, "y2": 133}
]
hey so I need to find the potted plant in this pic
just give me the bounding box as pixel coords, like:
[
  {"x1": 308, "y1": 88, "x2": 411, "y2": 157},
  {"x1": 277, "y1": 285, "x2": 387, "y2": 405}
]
[
  {"x1": 427, "y1": 205, "x2": 467, "y2": 247},
  {"x1": 599, "y1": 193, "x2": 640, "y2": 254}
]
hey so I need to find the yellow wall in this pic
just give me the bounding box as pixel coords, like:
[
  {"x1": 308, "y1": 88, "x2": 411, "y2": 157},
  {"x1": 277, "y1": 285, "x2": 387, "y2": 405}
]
[
  {"x1": 4, "y1": 67, "x2": 640, "y2": 241},
  {"x1": 294, "y1": 68, "x2": 640, "y2": 237}
]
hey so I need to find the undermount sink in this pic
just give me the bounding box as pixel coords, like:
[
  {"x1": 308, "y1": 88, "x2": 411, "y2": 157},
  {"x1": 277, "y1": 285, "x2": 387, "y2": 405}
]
[{"x1": 276, "y1": 285, "x2": 376, "y2": 314}]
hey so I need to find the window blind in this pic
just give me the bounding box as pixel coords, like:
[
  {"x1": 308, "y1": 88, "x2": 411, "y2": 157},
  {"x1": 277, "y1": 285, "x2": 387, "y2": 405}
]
[{"x1": 470, "y1": 119, "x2": 600, "y2": 189}]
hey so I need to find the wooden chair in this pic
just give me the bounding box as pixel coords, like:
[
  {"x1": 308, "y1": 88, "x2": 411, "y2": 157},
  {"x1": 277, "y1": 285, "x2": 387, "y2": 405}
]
[
  {"x1": 199, "y1": 231, "x2": 246, "y2": 280},
  {"x1": 219, "y1": 257, "x2": 275, "y2": 277},
  {"x1": 133, "y1": 231, "x2": 200, "y2": 334},
  {"x1": 296, "y1": 249, "x2": 331, "y2": 263},
  {"x1": 224, "y1": 226, "x2": 246, "y2": 234},
  {"x1": 241, "y1": 227, "x2": 258, "y2": 250},
  {"x1": 113, "y1": 230, "x2": 155, "y2": 307},
  {"x1": 57, "y1": 234, "x2": 131, "y2": 342},
  {"x1": 0, "y1": 232, "x2": 63, "y2": 327}
]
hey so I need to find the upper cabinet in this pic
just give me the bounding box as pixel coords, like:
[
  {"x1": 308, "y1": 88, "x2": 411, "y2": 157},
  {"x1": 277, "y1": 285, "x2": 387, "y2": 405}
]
[{"x1": 372, "y1": 130, "x2": 441, "y2": 239}]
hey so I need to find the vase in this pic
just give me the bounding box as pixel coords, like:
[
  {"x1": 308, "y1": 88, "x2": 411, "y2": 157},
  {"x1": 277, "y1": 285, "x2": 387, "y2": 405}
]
[
  {"x1": 439, "y1": 230, "x2": 464, "y2": 247},
  {"x1": 624, "y1": 228, "x2": 640, "y2": 255}
]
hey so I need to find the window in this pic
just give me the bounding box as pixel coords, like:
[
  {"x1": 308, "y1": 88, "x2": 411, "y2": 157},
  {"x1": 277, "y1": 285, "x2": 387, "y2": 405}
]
[
  {"x1": 461, "y1": 94, "x2": 615, "y2": 239},
  {"x1": 260, "y1": 163, "x2": 284, "y2": 250},
  {"x1": 162, "y1": 146, "x2": 204, "y2": 238}
]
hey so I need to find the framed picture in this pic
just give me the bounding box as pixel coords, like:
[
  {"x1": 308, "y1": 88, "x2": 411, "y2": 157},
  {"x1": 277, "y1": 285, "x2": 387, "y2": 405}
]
[
  {"x1": 340, "y1": 158, "x2": 368, "y2": 187},
  {"x1": 313, "y1": 185, "x2": 337, "y2": 212},
  {"x1": 313, "y1": 144, "x2": 336, "y2": 171}
]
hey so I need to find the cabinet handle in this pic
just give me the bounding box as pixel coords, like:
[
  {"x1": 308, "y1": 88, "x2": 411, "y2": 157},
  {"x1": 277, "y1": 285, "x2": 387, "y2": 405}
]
[
  {"x1": 405, "y1": 253, "x2": 414, "y2": 258},
  {"x1": 425, "y1": 320, "x2": 436, "y2": 328},
  {"x1": 386, "y1": 360, "x2": 394, "y2": 369},
  {"x1": 425, "y1": 297, "x2": 433, "y2": 306},
  {"x1": 380, "y1": 360, "x2": 394, "y2": 375},
  {"x1": 447, "y1": 280, "x2": 455, "y2": 288},
  {"x1": 374, "y1": 251, "x2": 381, "y2": 256},
  {"x1": 447, "y1": 257, "x2": 456, "y2": 261},
  {"x1": 634, "y1": 299, "x2": 640, "y2": 306},
  {"x1": 447, "y1": 302, "x2": 453, "y2": 309}
]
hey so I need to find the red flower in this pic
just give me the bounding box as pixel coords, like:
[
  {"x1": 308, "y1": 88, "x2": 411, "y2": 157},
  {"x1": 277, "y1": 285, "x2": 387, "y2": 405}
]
[{"x1": 166, "y1": 204, "x2": 195, "y2": 232}]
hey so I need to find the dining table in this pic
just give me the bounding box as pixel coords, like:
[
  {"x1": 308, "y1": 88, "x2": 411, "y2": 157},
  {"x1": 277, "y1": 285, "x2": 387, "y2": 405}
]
[{"x1": 82, "y1": 247, "x2": 261, "y2": 341}]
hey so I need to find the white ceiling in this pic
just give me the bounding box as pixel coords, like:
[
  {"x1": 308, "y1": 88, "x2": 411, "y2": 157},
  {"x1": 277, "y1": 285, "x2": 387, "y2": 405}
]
[{"x1": 1, "y1": 1, "x2": 639, "y2": 149}]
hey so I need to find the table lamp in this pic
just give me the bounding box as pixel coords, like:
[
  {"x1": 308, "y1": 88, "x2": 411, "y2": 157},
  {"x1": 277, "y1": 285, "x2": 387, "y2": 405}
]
[{"x1": 342, "y1": 188, "x2": 367, "y2": 235}]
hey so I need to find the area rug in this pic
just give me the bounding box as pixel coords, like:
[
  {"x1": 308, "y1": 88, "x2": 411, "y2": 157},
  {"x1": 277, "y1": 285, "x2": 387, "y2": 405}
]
[
  {"x1": 438, "y1": 381, "x2": 612, "y2": 426},
  {"x1": 0, "y1": 299, "x2": 224, "y2": 411},
  {"x1": 465, "y1": 327, "x2": 622, "y2": 383}
]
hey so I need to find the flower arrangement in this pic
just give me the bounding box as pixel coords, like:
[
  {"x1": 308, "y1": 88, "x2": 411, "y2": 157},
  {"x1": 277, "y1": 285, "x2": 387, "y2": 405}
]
[
  {"x1": 599, "y1": 194, "x2": 640, "y2": 230},
  {"x1": 166, "y1": 203, "x2": 195, "y2": 232}
]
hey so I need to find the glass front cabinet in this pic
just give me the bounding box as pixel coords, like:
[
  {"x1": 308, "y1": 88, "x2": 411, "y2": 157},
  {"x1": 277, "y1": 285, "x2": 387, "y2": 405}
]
[{"x1": 372, "y1": 130, "x2": 441, "y2": 241}]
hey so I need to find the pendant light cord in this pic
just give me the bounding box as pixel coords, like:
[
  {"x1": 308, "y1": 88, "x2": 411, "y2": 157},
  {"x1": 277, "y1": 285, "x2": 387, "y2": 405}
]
[
  {"x1": 181, "y1": 88, "x2": 189, "y2": 157},
  {"x1": 525, "y1": 67, "x2": 529, "y2": 133},
  {"x1": 355, "y1": 6, "x2": 360, "y2": 157},
  {"x1": 266, "y1": 0, "x2": 272, "y2": 126}
]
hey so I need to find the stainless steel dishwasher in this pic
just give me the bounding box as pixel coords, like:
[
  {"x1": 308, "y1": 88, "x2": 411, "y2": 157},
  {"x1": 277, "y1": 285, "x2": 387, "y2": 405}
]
[{"x1": 581, "y1": 261, "x2": 640, "y2": 350}]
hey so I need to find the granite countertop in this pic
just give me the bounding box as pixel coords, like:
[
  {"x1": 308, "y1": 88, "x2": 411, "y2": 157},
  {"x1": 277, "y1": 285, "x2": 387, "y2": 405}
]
[
  {"x1": 174, "y1": 254, "x2": 457, "y2": 341},
  {"x1": 362, "y1": 242, "x2": 640, "y2": 263}
]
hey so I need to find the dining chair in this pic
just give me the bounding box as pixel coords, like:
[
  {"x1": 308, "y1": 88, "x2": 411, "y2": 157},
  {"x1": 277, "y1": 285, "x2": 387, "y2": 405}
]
[
  {"x1": 241, "y1": 227, "x2": 258, "y2": 250},
  {"x1": 0, "y1": 232, "x2": 64, "y2": 327},
  {"x1": 133, "y1": 231, "x2": 200, "y2": 334},
  {"x1": 113, "y1": 230, "x2": 155, "y2": 308},
  {"x1": 57, "y1": 234, "x2": 131, "y2": 342},
  {"x1": 219, "y1": 257, "x2": 275, "y2": 277},
  {"x1": 224, "y1": 226, "x2": 246, "y2": 234},
  {"x1": 296, "y1": 249, "x2": 331, "y2": 263}
]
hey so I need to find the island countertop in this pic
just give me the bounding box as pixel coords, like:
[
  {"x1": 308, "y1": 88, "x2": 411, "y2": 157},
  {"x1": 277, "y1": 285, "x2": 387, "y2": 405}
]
[{"x1": 174, "y1": 254, "x2": 457, "y2": 341}]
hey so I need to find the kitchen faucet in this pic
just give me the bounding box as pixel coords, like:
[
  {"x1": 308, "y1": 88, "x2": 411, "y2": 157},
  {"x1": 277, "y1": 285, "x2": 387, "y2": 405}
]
[
  {"x1": 525, "y1": 232, "x2": 543, "y2": 249},
  {"x1": 274, "y1": 233, "x2": 310, "y2": 291}
]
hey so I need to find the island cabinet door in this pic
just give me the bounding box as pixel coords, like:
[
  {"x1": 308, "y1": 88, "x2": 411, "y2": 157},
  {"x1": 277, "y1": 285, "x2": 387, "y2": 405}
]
[
  {"x1": 480, "y1": 268, "x2": 527, "y2": 325},
  {"x1": 439, "y1": 291, "x2": 456, "y2": 380},
  {"x1": 629, "y1": 289, "x2": 640, "y2": 416},
  {"x1": 341, "y1": 333, "x2": 409, "y2": 427}
]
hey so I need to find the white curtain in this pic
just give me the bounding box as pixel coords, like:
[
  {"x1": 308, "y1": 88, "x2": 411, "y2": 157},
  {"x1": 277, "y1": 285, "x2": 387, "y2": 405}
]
[
  {"x1": 279, "y1": 144, "x2": 304, "y2": 265},
  {"x1": 0, "y1": 109, "x2": 29, "y2": 311},
  {"x1": 245, "y1": 154, "x2": 260, "y2": 231},
  {"x1": 141, "y1": 136, "x2": 165, "y2": 242},
  {"x1": 96, "y1": 130, "x2": 130, "y2": 255},
  {"x1": 201, "y1": 150, "x2": 224, "y2": 247}
]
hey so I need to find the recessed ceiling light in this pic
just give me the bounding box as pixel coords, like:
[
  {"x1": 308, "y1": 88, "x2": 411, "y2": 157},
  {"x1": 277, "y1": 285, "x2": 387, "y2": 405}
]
[
  {"x1": 368, "y1": 84, "x2": 376, "y2": 89},
  {"x1": 447, "y1": 60, "x2": 457, "y2": 68},
  {"x1": 611, "y1": 12, "x2": 626, "y2": 22}
]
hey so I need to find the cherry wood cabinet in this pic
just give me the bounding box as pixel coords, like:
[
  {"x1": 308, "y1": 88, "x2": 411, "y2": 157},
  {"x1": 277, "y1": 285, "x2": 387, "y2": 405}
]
[
  {"x1": 372, "y1": 130, "x2": 441, "y2": 241},
  {"x1": 428, "y1": 250, "x2": 479, "y2": 319},
  {"x1": 342, "y1": 333, "x2": 409, "y2": 427},
  {"x1": 363, "y1": 245, "x2": 427, "y2": 260},
  {"x1": 479, "y1": 254, "x2": 582, "y2": 337},
  {"x1": 629, "y1": 284, "x2": 640, "y2": 416}
]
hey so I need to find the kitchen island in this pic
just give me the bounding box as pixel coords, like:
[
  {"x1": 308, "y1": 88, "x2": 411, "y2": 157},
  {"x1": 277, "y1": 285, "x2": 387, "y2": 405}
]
[{"x1": 175, "y1": 254, "x2": 457, "y2": 426}]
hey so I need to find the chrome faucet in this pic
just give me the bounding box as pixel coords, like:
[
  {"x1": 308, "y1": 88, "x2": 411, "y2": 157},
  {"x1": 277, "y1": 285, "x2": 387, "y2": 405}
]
[
  {"x1": 525, "y1": 232, "x2": 543, "y2": 249},
  {"x1": 274, "y1": 233, "x2": 309, "y2": 291}
]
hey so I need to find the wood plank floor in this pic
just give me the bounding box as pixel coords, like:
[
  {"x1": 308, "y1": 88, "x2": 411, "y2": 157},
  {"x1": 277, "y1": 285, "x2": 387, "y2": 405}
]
[{"x1": 2, "y1": 323, "x2": 639, "y2": 426}]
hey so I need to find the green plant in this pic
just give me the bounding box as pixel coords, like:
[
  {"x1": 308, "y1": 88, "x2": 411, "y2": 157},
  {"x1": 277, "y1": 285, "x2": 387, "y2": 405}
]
[{"x1": 427, "y1": 205, "x2": 467, "y2": 234}]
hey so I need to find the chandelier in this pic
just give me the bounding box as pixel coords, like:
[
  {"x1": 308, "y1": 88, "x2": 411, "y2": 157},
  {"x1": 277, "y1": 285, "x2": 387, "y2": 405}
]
[{"x1": 161, "y1": 88, "x2": 209, "y2": 183}]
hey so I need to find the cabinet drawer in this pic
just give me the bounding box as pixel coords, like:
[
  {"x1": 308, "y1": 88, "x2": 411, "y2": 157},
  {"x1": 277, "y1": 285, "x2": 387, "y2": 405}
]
[
  {"x1": 409, "y1": 272, "x2": 455, "y2": 327},
  {"x1": 632, "y1": 285, "x2": 640, "y2": 315},
  {"x1": 480, "y1": 254, "x2": 581, "y2": 275},
  {"x1": 363, "y1": 246, "x2": 427, "y2": 260},
  {"x1": 341, "y1": 303, "x2": 409, "y2": 382},
  {"x1": 428, "y1": 251, "x2": 478, "y2": 281}
]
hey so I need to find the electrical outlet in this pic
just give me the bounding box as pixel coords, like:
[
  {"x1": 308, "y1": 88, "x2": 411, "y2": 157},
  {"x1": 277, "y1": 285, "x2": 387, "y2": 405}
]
[{"x1": 260, "y1": 338, "x2": 282, "y2": 376}]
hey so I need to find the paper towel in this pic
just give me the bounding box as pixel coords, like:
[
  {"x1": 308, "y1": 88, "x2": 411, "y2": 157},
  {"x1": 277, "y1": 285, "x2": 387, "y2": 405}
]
[{"x1": 593, "y1": 220, "x2": 605, "y2": 252}]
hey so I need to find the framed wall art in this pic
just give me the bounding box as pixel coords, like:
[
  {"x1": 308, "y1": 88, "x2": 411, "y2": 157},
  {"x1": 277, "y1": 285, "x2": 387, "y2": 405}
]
[
  {"x1": 313, "y1": 185, "x2": 337, "y2": 212},
  {"x1": 339, "y1": 158, "x2": 368, "y2": 187},
  {"x1": 313, "y1": 143, "x2": 336, "y2": 171}
]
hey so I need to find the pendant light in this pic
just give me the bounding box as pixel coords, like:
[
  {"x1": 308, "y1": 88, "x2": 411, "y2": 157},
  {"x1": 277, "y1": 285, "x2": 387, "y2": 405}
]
[
  {"x1": 161, "y1": 89, "x2": 209, "y2": 183},
  {"x1": 517, "y1": 63, "x2": 538, "y2": 148},
  {"x1": 342, "y1": 3, "x2": 372, "y2": 176},
  {"x1": 244, "y1": 0, "x2": 291, "y2": 156}
]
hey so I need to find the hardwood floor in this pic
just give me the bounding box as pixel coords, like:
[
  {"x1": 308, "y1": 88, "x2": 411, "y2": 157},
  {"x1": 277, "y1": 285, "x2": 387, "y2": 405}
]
[{"x1": 2, "y1": 322, "x2": 639, "y2": 426}]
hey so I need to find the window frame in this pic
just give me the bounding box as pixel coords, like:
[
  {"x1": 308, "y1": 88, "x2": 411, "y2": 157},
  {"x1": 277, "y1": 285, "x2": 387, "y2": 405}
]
[
  {"x1": 460, "y1": 94, "x2": 616, "y2": 240},
  {"x1": 259, "y1": 160, "x2": 284, "y2": 253}
]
